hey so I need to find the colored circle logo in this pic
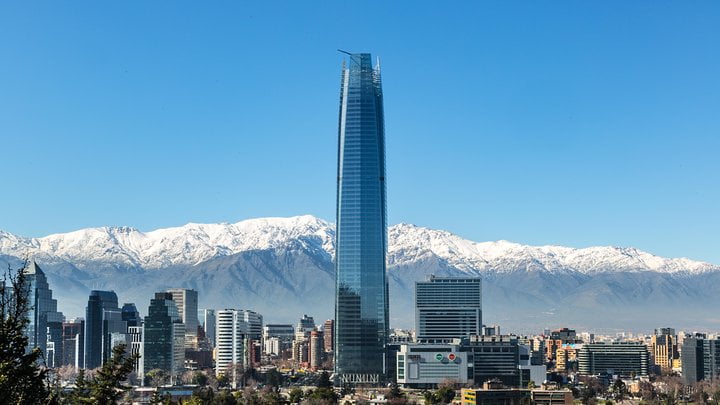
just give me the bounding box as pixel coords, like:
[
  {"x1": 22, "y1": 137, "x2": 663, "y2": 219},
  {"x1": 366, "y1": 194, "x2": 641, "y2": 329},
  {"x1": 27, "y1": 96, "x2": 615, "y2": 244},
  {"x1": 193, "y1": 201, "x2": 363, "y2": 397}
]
[
  {"x1": 448, "y1": 353, "x2": 456, "y2": 361},
  {"x1": 435, "y1": 353, "x2": 444, "y2": 361}
]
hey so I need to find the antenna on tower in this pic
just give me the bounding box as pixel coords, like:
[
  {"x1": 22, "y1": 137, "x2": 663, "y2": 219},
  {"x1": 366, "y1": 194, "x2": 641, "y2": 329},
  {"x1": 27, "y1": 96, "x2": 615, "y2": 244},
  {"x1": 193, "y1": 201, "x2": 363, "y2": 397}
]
[{"x1": 337, "y1": 49, "x2": 352, "y2": 56}]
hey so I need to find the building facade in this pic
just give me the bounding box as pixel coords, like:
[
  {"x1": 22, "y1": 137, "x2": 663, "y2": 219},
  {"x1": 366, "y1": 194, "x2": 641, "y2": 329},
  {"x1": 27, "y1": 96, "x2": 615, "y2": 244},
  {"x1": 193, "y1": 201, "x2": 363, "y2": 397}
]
[
  {"x1": 215, "y1": 309, "x2": 246, "y2": 387},
  {"x1": 143, "y1": 292, "x2": 185, "y2": 381},
  {"x1": 84, "y1": 290, "x2": 120, "y2": 369},
  {"x1": 334, "y1": 51, "x2": 389, "y2": 384},
  {"x1": 577, "y1": 342, "x2": 649, "y2": 376},
  {"x1": 22, "y1": 261, "x2": 63, "y2": 363},
  {"x1": 396, "y1": 343, "x2": 471, "y2": 388},
  {"x1": 167, "y1": 288, "x2": 199, "y2": 349},
  {"x1": 415, "y1": 276, "x2": 482, "y2": 343},
  {"x1": 682, "y1": 337, "x2": 720, "y2": 383}
]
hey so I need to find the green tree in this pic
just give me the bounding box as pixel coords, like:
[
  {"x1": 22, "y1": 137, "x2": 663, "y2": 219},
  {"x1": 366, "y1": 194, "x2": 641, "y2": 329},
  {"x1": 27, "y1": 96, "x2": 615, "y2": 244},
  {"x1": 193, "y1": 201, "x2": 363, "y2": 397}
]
[
  {"x1": 213, "y1": 389, "x2": 238, "y2": 405},
  {"x1": 84, "y1": 343, "x2": 139, "y2": 403},
  {"x1": 423, "y1": 390, "x2": 439, "y2": 405},
  {"x1": 146, "y1": 368, "x2": 170, "y2": 388},
  {"x1": 387, "y1": 381, "x2": 408, "y2": 405},
  {"x1": 308, "y1": 386, "x2": 338, "y2": 403},
  {"x1": 192, "y1": 370, "x2": 210, "y2": 386},
  {"x1": 611, "y1": 379, "x2": 626, "y2": 402},
  {"x1": 0, "y1": 262, "x2": 51, "y2": 404},
  {"x1": 288, "y1": 387, "x2": 304, "y2": 404},
  {"x1": 265, "y1": 368, "x2": 283, "y2": 388},
  {"x1": 435, "y1": 385, "x2": 455, "y2": 404}
]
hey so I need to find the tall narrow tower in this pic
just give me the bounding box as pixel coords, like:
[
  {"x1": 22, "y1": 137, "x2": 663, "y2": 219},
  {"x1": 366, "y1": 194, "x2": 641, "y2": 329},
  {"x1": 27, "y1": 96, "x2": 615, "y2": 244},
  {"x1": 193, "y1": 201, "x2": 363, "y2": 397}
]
[{"x1": 334, "y1": 52, "x2": 389, "y2": 384}]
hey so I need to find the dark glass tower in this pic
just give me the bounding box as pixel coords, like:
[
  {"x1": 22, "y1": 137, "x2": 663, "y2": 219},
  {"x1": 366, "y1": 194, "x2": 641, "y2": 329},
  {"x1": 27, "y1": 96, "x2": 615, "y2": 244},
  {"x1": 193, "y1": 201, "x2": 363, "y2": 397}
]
[
  {"x1": 334, "y1": 52, "x2": 389, "y2": 384},
  {"x1": 84, "y1": 290, "x2": 119, "y2": 369}
]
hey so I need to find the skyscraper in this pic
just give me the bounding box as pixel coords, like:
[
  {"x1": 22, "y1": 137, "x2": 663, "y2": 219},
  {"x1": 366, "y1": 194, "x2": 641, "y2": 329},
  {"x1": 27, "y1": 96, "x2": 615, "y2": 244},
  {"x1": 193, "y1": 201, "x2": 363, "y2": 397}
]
[
  {"x1": 415, "y1": 276, "x2": 482, "y2": 342},
  {"x1": 215, "y1": 309, "x2": 246, "y2": 388},
  {"x1": 334, "y1": 52, "x2": 389, "y2": 384},
  {"x1": 84, "y1": 290, "x2": 120, "y2": 369},
  {"x1": 167, "y1": 288, "x2": 199, "y2": 348},
  {"x1": 202, "y1": 309, "x2": 216, "y2": 348},
  {"x1": 143, "y1": 292, "x2": 185, "y2": 381},
  {"x1": 22, "y1": 261, "x2": 63, "y2": 363}
]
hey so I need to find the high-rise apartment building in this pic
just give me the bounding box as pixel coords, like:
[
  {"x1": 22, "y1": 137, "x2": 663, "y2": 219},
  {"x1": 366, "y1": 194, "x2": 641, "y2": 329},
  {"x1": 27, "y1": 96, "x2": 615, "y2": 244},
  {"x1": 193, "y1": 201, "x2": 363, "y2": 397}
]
[
  {"x1": 415, "y1": 276, "x2": 482, "y2": 342},
  {"x1": 310, "y1": 330, "x2": 324, "y2": 370},
  {"x1": 215, "y1": 309, "x2": 246, "y2": 387},
  {"x1": 651, "y1": 333, "x2": 678, "y2": 372},
  {"x1": 84, "y1": 290, "x2": 120, "y2": 369},
  {"x1": 143, "y1": 292, "x2": 185, "y2": 380},
  {"x1": 334, "y1": 51, "x2": 389, "y2": 384},
  {"x1": 167, "y1": 288, "x2": 199, "y2": 349},
  {"x1": 323, "y1": 319, "x2": 335, "y2": 353}
]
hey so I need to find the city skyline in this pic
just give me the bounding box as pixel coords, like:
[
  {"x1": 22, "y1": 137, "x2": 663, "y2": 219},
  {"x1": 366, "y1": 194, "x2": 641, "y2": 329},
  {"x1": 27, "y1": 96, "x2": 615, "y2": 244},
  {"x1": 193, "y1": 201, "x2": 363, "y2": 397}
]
[{"x1": 1, "y1": 2, "x2": 719, "y2": 264}]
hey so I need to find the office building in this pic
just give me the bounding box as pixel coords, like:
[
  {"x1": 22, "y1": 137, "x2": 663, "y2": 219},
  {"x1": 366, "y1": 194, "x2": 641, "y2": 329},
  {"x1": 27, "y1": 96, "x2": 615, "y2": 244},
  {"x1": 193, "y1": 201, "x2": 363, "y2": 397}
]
[
  {"x1": 682, "y1": 337, "x2": 720, "y2": 383},
  {"x1": 167, "y1": 288, "x2": 199, "y2": 349},
  {"x1": 62, "y1": 318, "x2": 84, "y2": 367},
  {"x1": 465, "y1": 335, "x2": 524, "y2": 388},
  {"x1": 22, "y1": 261, "x2": 63, "y2": 361},
  {"x1": 334, "y1": 51, "x2": 389, "y2": 384},
  {"x1": 143, "y1": 293, "x2": 185, "y2": 380},
  {"x1": 519, "y1": 344, "x2": 547, "y2": 386},
  {"x1": 84, "y1": 290, "x2": 120, "y2": 369},
  {"x1": 415, "y1": 276, "x2": 482, "y2": 342},
  {"x1": 396, "y1": 343, "x2": 471, "y2": 388},
  {"x1": 263, "y1": 324, "x2": 295, "y2": 343},
  {"x1": 577, "y1": 342, "x2": 649, "y2": 376},
  {"x1": 128, "y1": 325, "x2": 143, "y2": 378},
  {"x1": 46, "y1": 312, "x2": 65, "y2": 368},
  {"x1": 201, "y1": 309, "x2": 216, "y2": 347},
  {"x1": 121, "y1": 303, "x2": 142, "y2": 327},
  {"x1": 239, "y1": 309, "x2": 263, "y2": 340},
  {"x1": 215, "y1": 309, "x2": 246, "y2": 387}
]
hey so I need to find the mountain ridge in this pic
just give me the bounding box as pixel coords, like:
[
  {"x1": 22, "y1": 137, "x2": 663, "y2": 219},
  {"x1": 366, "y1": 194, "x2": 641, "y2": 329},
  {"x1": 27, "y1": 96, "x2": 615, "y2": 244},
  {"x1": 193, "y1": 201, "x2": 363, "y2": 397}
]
[
  {"x1": 2, "y1": 215, "x2": 719, "y2": 331},
  {"x1": 1, "y1": 215, "x2": 716, "y2": 275}
]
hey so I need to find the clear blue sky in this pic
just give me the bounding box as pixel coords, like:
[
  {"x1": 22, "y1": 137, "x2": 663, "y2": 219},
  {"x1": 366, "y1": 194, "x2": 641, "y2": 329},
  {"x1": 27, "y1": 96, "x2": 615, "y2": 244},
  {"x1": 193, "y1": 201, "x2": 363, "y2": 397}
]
[{"x1": 1, "y1": 2, "x2": 719, "y2": 263}]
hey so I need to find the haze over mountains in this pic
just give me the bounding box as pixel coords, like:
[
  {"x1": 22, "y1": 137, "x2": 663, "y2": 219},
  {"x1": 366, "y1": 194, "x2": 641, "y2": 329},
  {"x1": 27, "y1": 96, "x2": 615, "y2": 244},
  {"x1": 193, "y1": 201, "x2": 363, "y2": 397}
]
[{"x1": 2, "y1": 215, "x2": 719, "y2": 332}]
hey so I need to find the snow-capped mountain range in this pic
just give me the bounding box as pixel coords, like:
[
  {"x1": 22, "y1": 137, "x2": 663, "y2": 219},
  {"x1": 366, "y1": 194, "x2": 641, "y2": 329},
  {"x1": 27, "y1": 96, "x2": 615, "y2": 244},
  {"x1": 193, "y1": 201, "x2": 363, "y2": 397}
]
[
  {"x1": 1, "y1": 215, "x2": 718, "y2": 332},
  {"x1": 2, "y1": 214, "x2": 715, "y2": 275}
]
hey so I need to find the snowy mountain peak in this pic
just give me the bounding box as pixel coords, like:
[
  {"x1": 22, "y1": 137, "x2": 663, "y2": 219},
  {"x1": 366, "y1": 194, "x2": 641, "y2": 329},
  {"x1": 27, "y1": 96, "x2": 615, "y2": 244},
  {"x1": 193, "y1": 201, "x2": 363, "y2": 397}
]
[{"x1": 0, "y1": 215, "x2": 717, "y2": 275}]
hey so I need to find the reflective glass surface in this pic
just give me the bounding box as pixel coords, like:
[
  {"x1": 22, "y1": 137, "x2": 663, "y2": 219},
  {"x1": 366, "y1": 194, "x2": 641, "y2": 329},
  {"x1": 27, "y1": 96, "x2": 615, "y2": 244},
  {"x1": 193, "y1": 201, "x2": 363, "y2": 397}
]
[{"x1": 334, "y1": 53, "x2": 389, "y2": 380}]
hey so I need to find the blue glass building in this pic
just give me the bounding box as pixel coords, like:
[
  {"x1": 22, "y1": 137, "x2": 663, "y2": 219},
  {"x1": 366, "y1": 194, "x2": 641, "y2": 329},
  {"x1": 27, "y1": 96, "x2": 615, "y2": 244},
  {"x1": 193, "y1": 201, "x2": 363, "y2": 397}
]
[{"x1": 334, "y1": 52, "x2": 389, "y2": 384}]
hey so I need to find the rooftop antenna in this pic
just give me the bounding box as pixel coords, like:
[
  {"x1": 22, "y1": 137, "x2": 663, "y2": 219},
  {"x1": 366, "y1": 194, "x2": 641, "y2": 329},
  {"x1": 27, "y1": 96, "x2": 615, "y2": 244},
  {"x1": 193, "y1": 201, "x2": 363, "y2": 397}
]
[{"x1": 337, "y1": 49, "x2": 352, "y2": 56}]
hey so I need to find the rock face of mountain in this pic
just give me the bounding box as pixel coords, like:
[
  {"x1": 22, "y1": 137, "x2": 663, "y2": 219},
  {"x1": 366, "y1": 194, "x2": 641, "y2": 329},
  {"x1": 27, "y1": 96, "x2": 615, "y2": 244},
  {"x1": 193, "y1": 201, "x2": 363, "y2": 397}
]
[{"x1": 2, "y1": 215, "x2": 718, "y2": 332}]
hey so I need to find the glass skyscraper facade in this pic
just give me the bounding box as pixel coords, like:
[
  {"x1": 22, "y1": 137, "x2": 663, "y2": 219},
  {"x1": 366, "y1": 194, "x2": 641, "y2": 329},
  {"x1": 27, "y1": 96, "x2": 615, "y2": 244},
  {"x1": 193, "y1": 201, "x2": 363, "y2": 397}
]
[{"x1": 334, "y1": 52, "x2": 389, "y2": 384}]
